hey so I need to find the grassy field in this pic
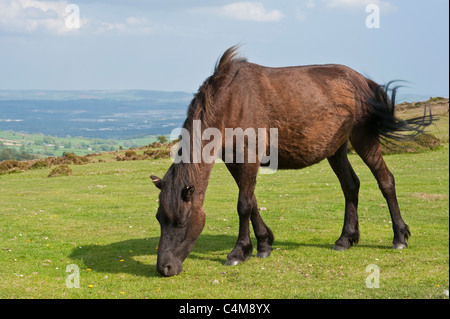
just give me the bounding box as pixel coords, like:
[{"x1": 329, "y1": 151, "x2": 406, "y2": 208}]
[
  {"x1": 0, "y1": 143, "x2": 448, "y2": 299},
  {"x1": 0, "y1": 100, "x2": 448, "y2": 299}
]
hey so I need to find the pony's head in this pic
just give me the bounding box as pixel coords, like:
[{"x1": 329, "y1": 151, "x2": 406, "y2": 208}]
[{"x1": 151, "y1": 167, "x2": 205, "y2": 277}]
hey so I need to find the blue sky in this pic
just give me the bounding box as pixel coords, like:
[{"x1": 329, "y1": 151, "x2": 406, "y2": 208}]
[{"x1": 0, "y1": 0, "x2": 448, "y2": 97}]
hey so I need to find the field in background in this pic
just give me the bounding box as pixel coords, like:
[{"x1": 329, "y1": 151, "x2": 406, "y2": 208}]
[{"x1": 0, "y1": 130, "x2": 165, "y2": 158}]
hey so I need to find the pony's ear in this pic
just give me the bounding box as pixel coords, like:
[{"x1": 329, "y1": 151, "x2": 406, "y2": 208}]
[
  {"x1": 150, "y1": 175, "x2": 164, "y2": 189},
  {"x1": 181, "y1": 185, "x2": 195, "y2": 202}
]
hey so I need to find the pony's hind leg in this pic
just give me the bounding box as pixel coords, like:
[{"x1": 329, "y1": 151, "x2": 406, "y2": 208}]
[
  {"x1": 350, "y1": 130, "x2": 410, "y2": 249},
  {"x1": 328, "y1": 142, "x2": 361, "y2": 250}
]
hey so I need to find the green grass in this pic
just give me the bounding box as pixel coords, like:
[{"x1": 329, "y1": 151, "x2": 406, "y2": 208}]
[{"x1": 0, "y1": 143, "x2": 448, "y2": 299}]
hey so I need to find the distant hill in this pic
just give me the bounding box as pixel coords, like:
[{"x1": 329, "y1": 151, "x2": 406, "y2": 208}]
[
  {"x1": 0, "y1": 90, "x2": 192, "y2": 102},
  {"x1": 396, "y1": 93, "x2": 447, "y2": 103},
  {"x1": 0, "y1": 90, "x2": 193, "y2": 138}
]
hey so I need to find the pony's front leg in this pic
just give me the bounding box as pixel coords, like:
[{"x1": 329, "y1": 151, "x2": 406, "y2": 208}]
[
  {"x1": 224, "y1": 162, "x2": 263, "y2": 266},
  {"x1": 225, "y1": 191, "x2": 254, "y2": 265}
]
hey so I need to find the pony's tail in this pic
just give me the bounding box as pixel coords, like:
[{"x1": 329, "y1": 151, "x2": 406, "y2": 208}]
[{"x1": 364, "y1": 79, "x2": 435, "y2": 142}]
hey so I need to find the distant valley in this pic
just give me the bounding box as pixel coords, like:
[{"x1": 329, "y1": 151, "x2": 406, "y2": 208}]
[{"x1": 0, "y1": 90, "x2": 193, "y2": 139}]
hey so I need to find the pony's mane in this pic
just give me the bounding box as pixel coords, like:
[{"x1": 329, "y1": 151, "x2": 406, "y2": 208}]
[
  {"x1": 184, "y1": 45, "x2": 247, "y2": 130},
  {"x1": 166, "y1": 46, "x2": 247, "y2": 185}
]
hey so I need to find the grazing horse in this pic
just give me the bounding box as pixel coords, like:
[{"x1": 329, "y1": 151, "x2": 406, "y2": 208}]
[{"x1": 151, "y1": 46, "x2": 432, "y2": 277}]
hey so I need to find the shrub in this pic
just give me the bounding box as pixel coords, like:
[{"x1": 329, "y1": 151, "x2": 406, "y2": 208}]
[
  {"x1": 348, "y1": 132, "x2": 442, "y2": 155},
  {"x1": 62, "y1": 152, "x2": 90, "y2": 165},
  {"x1": 415, "y1": 132, "x2": 441, "y2": 149},
  {"x1": 428, "y1": 97, "x2": 445, "y2": 102},
  {"x1": 125, "y1": 150, "x2": 137, "y2": 158},
  {"x1": 0, "y1": 160, "x2": 19, "y2": 173},
  {"x1": 48, "y1": 164, "x2": 72, "y2": 177},
  {"x1": 31, "y1": 159, "x2": 50, "y2": 170},
  {"x1": 143, "y1": 149, "x2": 170, "y2": 159},
  {"x1": 143, "y1": 149, "x2": 155, "y2": 157}
]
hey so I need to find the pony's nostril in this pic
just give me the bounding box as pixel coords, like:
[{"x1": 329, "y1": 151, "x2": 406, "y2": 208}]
[
  {"x1": 163, "y1": 265, "x2": 171, "y2": 276},
  {"x1": 157, "y1": 263, "x2": 182, "y2": 277}
]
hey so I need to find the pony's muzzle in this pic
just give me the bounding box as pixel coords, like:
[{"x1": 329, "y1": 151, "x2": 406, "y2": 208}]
[{"x1": 157, "y1": 262, "x2": 183, "y2": 277}]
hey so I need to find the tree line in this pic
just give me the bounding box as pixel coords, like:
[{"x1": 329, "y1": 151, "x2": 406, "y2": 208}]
[{"x1": 0, "y1": 148, "x2": 37, "y2": 162}]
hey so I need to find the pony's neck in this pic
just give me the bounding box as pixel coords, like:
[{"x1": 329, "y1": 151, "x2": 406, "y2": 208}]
[{"x1": 177, "y1": 114, "x2": 223, "y2": 205}]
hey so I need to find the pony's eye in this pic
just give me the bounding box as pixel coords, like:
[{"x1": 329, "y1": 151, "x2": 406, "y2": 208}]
[
  {"x1": 175, "y1": 221, "x2": 187, "y2": 229},
  {"x1": 174, "y1": 210, "x2": 191, "y2": 228},
  {"x1": 174, "y1": 217, "x2": 188, "y2": 228}
]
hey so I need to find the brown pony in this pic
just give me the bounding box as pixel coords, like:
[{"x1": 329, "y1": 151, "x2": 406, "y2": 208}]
[{"x1": 151, "y1": 46, "x2": 433, "y2": 277}]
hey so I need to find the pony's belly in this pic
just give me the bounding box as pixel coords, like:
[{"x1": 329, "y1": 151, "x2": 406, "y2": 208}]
[
  {"x1": 274, "y1": 133, "x2": 348, "y2": 169},
  {"x1": 276, "y1": 149, "x2": 328, "y2": 169}
]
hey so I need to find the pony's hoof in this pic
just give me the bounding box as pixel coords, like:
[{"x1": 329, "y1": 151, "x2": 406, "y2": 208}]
[
  {"x1": 332, "y1": 244, "x2": 348, "y2": 251},
  {"x1": 256, "y1": 251, "x2": 271, "y2": 258},
  {"x1": 392, "y1": 243, "x2": 407, "y2": 249},
  {"x1": 224, "y1": 259, "x2": 241, "y2": 266}
]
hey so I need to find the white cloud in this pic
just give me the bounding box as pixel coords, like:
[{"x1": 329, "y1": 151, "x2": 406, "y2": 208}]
[
  {"x1": 0, "y1": 0, "x2": 153, "y2": 36},
  {"x1": 93, "y1": 16, "x2": 153, "y2": 35},
  {"x1": 305, "y1": 0, "x2": 316, "y2": 9},
  {"x1": 218, "y1": 2, "x2": 284, "y2": 22},
  {"x1": 0, "y1": 0, "x2": 84, "y2": 35},
  {"x1": 125, "y1": 17, "x2": 149, "y2": 26}
]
